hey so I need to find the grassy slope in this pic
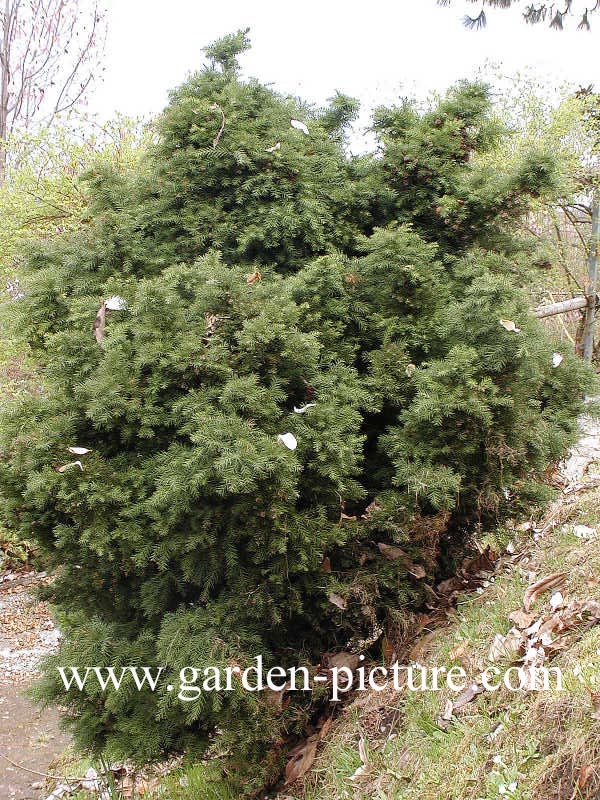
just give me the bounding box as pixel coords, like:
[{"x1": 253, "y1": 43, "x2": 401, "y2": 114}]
[{"x1": 282, "y1": 472, "x2": 600, "y2": 800}]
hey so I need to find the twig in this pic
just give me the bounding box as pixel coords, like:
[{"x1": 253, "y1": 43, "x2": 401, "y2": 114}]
[
  {"x1": 560, "y1": 203, "x2": 592, "y2": 251},
  {"x1": 547, "y1": 291, "x2": 577, "y2": 345},
  {"x1": 210, "y1": 103, "x2": 225, "y2": 148},
  {"x1": 0, "y1": 750, "x2": 79, "y2": 782}
]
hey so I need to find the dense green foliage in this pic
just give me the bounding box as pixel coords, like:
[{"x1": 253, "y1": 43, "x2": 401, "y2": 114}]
[{"x1": 0, "y1": 31, "x2": 594, "y2": 794}]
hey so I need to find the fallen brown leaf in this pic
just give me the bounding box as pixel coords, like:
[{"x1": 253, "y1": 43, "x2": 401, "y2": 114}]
[
  {"x1": 515, "y1": 520, "x2": 534, "y2": 532},
  {"x1": 349, "y1": 736, "x2": 370, "y2": 781},
  {"x1": 326, "y1": 652, "x2": 361, "y2": 672},
  {"x1": 285, "y1": 735, "x2": 319, "y2": 784},
  {"x1": 575, "y1": 764, "x2": 595, "y2": 794},
  {"x1": 318, "y1": 715, "x2": 333, "y2": 739},
  {"x1": 487, "y1": 628, "x2": 524, "y2": 663},
  {"x1": 453, "y1": 682, "x2": 485, "y2": 710},
  {"x1": 461, "y1": 546, "x2": 499, "y2": 575},
  {"x1": 449, "y1": 641, "x2": 469, "y2": 662},
  {"x1": 435, "y1": 576, "x2": 462, "y2": 597},
  {"x1": 523, "y1": 573, "x2": 567, "y2": 612},
  {"x1": 378, "y1": 542, "x2": 408, "y2": 561},
  {"x1": 407, "y1": 629, "x2": 438, "y2": 664},
  {"x1": 358, "y1": 736, "x2": 369, "y2": 766},
  {"x1": 408, "y1": 563, "x2": 427, "y2": 579},
  {"x1": 509, "y1": 609, "x2": 536, "y2": 629},
  {"x1": 361, "y1": 500, "x2": 382, "y2": 519}
]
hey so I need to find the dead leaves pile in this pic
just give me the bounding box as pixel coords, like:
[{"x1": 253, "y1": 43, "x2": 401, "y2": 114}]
[
  {"x1": 432, "y1": 544, "x2": 500, "y2": 609},
  {"x1": 42, "y1": 760, "x2": 180, "y2": 800},
  {"x1": 438, "y1": 571, "x2": 600, "y2": 728}
]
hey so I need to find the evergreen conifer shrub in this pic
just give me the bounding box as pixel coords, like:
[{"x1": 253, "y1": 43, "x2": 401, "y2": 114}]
[{"x1": 0, "y1": 30, "x2": 594, "y2": 793}]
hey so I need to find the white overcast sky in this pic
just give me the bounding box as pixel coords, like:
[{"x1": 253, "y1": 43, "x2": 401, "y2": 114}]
[{"x1": 91, "y1": 0, "x2": 599, "y2": 132}]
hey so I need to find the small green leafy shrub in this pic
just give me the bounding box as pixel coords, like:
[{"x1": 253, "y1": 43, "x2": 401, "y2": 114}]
[
  {"x1": 0, "y1": 30, "x2": 594, "y2": 795},
  {"x1": 0, "y1": 525, "x2": 35, "y2": 570}
]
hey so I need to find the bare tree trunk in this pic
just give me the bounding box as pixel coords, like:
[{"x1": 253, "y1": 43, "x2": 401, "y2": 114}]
[
  {"x1": 0, "y1": 0, "x2": 11, "y2": 184},
  {"x1": 583, "y1": 197, "x2": 600, "y2": 362}
]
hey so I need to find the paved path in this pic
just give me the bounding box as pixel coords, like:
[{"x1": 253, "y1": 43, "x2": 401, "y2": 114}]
[
  {"x1": 0, "y1": 690, "x2": 70, "y2": 800},
  {"x1": 0, "y1": 574, "x2": 69, "y2": 800}
]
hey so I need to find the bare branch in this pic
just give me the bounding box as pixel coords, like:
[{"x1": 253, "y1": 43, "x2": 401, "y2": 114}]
[{"x1": 0, "y1": 0, "x2": 106, "y2": 181}]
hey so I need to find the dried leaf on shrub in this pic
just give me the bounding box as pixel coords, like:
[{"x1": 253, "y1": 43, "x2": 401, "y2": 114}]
[
  {"x1": 361, "y1": 500, "x2": 382, "y2": 519},
  {"x1": 499, "y1": 318, "x2": 521, "y2": 333},
  {"x1": 328, "y1": 592, "x2": 347, "y2": 610},
  {"x1": 523, "y1": 573, "x2": 567, "y2": 611},
  {"x1": 57, "y1": 460, "x2": 84, "y2": 473},
  {"x1": 93, "y1": 301, "x2": 107, "y2": 342},
  {"x1": 277, "y1": 432, "x2": 297, "y2": 450},
  {"x1": 293, "y1": 403, "x2": 316, "y2": 414},
  {"x1": 290, "y1": 118, "x2": 309, "y2": 135},
  {"x1": 284, "y1": 735, "x2": 319, "y2": 784},
  {"x1": 204, "y1": 313, "x2": 221, "y2": 335},
  {"x1": 246, "y1": 269, "x2": 262, "y2": 284},
  {"x1": 105, "y1": 295, "x2": 127, "y2": 311}
]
